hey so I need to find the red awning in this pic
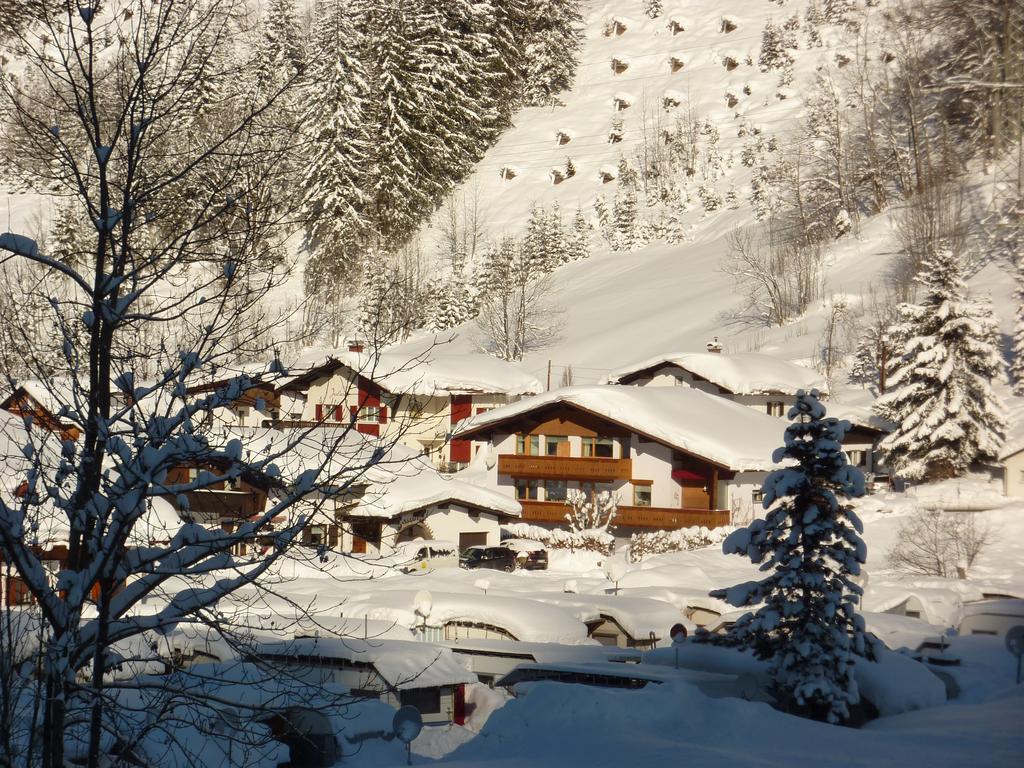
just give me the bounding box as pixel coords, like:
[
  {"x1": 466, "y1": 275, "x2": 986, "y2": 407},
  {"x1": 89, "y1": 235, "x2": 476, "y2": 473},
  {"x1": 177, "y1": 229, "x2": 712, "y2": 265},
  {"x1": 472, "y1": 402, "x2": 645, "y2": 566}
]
[{"x1": 671, "y1": 469, "x2": 707, "y2": 481}]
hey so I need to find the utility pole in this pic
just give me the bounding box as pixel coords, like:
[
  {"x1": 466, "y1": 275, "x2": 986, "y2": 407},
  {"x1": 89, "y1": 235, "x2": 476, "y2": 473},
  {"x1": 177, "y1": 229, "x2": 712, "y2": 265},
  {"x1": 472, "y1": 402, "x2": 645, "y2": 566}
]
[{"x1": 546, "y1": 359, "x2": 552, "y2": 391}]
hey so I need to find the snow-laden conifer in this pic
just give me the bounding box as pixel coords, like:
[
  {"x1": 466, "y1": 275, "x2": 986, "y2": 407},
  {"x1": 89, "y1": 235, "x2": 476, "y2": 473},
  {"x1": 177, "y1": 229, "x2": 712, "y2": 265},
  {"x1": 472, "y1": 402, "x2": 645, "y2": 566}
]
[
  {"x1": 874, "y1": 246, "x2": 1005, "y2": 479},
  {"x1": 1012, "y1": 256, "x2": 1024, "y2": 395},
  {"x1": 711, "y1": 390, "x2": 875, "y2": 724},
  {"x1": 299, "y1": 0, "x2": 369, "y2": 272}
]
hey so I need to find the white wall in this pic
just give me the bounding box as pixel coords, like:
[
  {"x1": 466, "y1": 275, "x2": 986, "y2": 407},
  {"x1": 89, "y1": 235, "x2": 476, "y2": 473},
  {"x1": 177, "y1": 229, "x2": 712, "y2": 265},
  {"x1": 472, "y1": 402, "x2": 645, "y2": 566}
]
[{"x1": 1004, "y1": 452, "x2": 1024, "y2": 497}]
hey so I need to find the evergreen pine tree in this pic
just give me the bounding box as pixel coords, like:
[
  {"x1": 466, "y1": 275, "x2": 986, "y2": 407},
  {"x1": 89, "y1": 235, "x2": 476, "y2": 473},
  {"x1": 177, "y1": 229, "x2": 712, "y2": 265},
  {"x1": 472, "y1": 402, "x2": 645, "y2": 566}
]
[
  {"x1": 49, "y1": 200, "x2": 91, "y2": 268},
  {"x1": 759, "y1": 19, "x2": 785, "y2": 72},
  {"x1": 566, "y1": 207, "x2": 591, "y2": 261},
  {"x1": 644, "y1": 0, "x2": 664, "y2": 19},
  {"x1": 711, "y1": 390, "x2": 875, "y2": 724},
  {"x1": 300, "y1": 0, "x2": 370, "y2": 273},
  {"x1": 255, "y1": 0, "x2": 305, "y2": 93},
  {"x1": 874, "y1": 247, "x2": 1006, "y2": 480},
  {"x1": 1012, "y1": 257, "x2": 1024, "y2": 395},
  {"x1": 521, "y1": 0, "x2": 584, "y2": 107}
]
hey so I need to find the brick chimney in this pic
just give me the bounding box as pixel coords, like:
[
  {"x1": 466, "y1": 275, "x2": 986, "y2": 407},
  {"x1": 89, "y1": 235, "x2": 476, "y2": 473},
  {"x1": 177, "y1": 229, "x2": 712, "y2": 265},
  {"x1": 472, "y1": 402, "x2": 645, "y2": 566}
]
[{"x1": 706, "y1": 337, "x2": 722, "y2": 354}]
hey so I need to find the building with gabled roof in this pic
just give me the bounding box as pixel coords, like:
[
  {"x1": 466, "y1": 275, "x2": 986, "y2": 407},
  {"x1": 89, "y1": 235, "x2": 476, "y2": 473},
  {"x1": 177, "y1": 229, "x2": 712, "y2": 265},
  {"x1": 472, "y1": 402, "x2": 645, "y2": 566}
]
[
  {"x1": 602, "y1": 350, "x2": 827, "y2": 417},
  {"x1": 455, "y1": 385, "x2": 788, "y2": 530}
]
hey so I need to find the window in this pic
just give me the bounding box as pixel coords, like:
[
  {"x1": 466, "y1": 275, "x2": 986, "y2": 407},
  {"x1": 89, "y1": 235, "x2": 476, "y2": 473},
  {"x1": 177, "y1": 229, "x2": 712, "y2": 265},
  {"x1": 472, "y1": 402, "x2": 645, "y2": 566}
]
[
  {"x1": 544, "y1": 480, "x2": 567, "y2": 502},
  {"x1": 581, "y1": 437, "x2": 615, "y2": 458},
  {"x1": 545, "y1": 435, "x2": 569, "y2": 456},
  {"x1": 766, "y1": 401, "x2": 786, "y2": 417},
  {"x1": 847, "y1": 450, "x2": 867, "y2": 468},
  {"x1": 358, "y1": 406, "x2": 380, "y2": 422},
  {"x1": 633, "y1": 485, "x2": 652, "y2": 507},
  {"x1": 516, "y1": 434, "x2": 540, "y2": 455},
  {"x1": 515, "y1": 479, "x2": 539, "y2": 500},
  {"x1": 235, "y1": 408, "x2": 248, "y2": 423},
  {"x1": 399, "y1": 687, "x2": 441, "y2": 715},
  {"x1": 752, "y1": 488, "x2": 765, "y2": 504},
  {"x1": 308, "y1": 525, "x2": 326, "y2": 545}
]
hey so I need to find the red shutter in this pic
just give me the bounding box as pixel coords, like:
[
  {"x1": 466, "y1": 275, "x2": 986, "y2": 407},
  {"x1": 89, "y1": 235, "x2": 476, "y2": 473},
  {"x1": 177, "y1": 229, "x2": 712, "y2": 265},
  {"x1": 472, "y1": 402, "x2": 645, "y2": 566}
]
[
  {"x1": 450, "y1": 395, "x2": 472, "y2": 425},
  {"x1": 350, "y1": 405, "x2": 358, "y2": 420},
  {"x1": 334, "y1": 405, "x2": 344, "y2": 422},
  {"x1": 379, "y1": 406, "x2": 388, "y2": 424},
  {"x1": 453, "y1": 683, "x2": 466, "y2": 726},
  {"x1": 315, "y1": 404, "x2": 324, "y2": 421}
]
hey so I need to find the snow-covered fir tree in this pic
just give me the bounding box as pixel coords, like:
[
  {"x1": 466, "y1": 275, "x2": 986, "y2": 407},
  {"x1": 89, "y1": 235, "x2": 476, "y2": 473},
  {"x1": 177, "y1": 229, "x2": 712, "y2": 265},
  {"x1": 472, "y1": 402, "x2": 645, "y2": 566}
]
[
  {"x1": 644, "y1": 0, "x2": 664, "y2": 19},
  {"x1": 49, "y1": 199, "x2": 91, "y2": 267},
  {"x1": 254, "y1": 0, "x2": 305, "y2": 93},
  {"x1": 521, "y1": 0, "x2": 584, "y2": 107},
  {"x1": 874, "y1": 246, "x2": 1006, "y2": 480},
  {"x1": 611, "y1": 158, "x2": 641, "y2": 250},
  {"x1": 566, "y1": 207, "x2": 592, "y2": 261},
  {"x1": 711, "y1": 390, "x2": 875, "y2": 724},
  {"x1": 300, "y1": 0, "x2": 369, "y2": 276},
  {"x1": 758, "y1": 19, "x2": 792, "y2": 72},
  {"x1": 424, "y1": 276, "x2": 475, "y2": 332},
  {"x1": 1012, "y1": 257, "x2": 1024, "y2": 395}
]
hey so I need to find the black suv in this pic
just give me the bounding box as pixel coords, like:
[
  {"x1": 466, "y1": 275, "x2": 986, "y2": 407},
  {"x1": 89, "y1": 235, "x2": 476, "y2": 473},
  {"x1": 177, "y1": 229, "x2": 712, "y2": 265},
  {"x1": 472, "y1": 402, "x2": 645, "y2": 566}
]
[{"x1": 461, "y1": 546, "x2": 518, "y2": 572}]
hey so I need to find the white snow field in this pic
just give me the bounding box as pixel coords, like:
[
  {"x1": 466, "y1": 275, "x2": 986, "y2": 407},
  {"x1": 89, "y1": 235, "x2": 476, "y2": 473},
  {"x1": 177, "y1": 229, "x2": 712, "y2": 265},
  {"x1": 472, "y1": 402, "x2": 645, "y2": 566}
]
[{"x1": 249, "y1": 487, "x2": 1024, "y2": 768}]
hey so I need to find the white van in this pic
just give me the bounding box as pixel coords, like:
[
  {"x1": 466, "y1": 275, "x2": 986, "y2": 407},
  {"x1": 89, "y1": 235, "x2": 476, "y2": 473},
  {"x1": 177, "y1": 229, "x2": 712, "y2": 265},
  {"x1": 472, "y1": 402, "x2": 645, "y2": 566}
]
[{"x1": 395, "y1": 540, "x2": 459, "y2": 574}]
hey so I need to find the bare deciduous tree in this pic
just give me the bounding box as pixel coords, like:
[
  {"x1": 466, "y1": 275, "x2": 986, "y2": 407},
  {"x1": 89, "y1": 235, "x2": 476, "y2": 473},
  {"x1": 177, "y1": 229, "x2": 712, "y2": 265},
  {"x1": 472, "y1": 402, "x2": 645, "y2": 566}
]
[
  {"x1": 0, "y1": 3, "x2": 411, "y2": 767},
  {"x1": 887, "y1": 509, "x2": 989, "y2": 578}
]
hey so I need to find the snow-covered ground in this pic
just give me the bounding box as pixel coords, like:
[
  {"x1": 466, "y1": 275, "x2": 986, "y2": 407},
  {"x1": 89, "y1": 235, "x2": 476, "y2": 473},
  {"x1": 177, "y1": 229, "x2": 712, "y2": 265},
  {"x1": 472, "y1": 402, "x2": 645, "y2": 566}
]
[{"x1": 203, "y1": 479, "x2": 1024, "y2": 766}]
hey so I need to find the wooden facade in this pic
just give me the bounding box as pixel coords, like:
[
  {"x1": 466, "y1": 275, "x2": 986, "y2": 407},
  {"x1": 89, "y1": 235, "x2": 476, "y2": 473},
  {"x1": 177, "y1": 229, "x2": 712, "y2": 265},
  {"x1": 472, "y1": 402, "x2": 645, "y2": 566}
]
[
  {"x1": 1, "y1": 388, "x2": 81, "y2": 441},
  {"x1": 460, "y1": 401, "x2": 737, "y2": 531}
]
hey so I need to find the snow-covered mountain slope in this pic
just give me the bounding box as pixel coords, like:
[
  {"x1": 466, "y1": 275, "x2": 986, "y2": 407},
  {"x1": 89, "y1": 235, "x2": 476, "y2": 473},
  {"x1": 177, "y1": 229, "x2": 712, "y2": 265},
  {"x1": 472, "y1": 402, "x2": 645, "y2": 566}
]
[
  {"x1": 403, "y1": 0, "x2": 1020, "y2": 401},
  {"x1": 433, "y1": 1, "x2": 798, "y2": 236}
]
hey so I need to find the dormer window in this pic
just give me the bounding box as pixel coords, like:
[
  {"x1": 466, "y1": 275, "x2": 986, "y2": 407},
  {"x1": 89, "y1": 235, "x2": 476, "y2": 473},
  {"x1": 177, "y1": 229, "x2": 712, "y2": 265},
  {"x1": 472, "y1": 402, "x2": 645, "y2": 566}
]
[{"x1": 767, "y1": 401, "x2": 786, "y2": 417}]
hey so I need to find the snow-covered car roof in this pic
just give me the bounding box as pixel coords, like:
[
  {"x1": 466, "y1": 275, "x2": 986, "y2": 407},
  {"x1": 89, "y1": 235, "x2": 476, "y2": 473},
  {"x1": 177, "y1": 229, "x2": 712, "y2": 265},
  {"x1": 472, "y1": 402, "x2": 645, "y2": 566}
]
[
  {"x1": 501, "y1": 538, "x2": 546, "y2": 552},
  {"x1": 456, "y1": 385, "x2": 787, "y2": 472},
  {"x1": 602, "y1": 351, "x2": 827, "y2": 396},
  {"x1": 280, "y1": 348, "x2": 543, "y2": 397}
]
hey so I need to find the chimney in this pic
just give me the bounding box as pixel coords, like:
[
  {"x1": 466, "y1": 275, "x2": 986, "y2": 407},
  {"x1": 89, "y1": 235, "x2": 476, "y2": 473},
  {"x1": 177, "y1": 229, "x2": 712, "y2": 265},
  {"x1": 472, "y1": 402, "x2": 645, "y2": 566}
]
[{"x1": 706, "y1": 337, "x2": 722, "y2": 354}]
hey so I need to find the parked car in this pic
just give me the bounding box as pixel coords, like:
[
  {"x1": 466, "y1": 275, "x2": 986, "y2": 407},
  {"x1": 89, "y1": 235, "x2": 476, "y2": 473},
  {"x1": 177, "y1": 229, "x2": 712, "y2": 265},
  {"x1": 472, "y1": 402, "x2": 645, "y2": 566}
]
[
  {"x1": 394, "y1": 540, "x2": 459, "y2": 574},
  {"x1": 461, "y1": 545, "x2": 518, "y2": 572},
  {"x1": 502, "y1": 538, "x2": 549, "y2": 571}
]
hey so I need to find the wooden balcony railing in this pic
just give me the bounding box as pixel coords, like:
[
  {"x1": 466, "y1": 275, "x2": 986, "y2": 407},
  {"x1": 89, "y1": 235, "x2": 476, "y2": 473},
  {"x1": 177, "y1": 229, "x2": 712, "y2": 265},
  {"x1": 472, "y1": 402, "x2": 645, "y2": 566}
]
[
  {"x1": 516, "y1": 501, "x2": 730, "y2": 530},
  {"x1": 498, "y1": 454, "x2": 632, "y2": 482}
]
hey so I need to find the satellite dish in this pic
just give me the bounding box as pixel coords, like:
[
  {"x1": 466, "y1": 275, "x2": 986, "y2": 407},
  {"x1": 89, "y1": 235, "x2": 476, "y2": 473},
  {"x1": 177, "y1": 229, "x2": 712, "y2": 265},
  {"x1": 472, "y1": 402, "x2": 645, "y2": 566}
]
[
  {"x1": 413, "y1": 590, "x2": 433, "y2": 619},
  {"x1": 1006, "y1": 625, "x2": 1024, "y2": 657},
  {"x1": 603, "y1": 559, "x2": 627, "y2": 584},
  {"x1": 393, "y1": 705, "x2": 423, "y2": 744}
]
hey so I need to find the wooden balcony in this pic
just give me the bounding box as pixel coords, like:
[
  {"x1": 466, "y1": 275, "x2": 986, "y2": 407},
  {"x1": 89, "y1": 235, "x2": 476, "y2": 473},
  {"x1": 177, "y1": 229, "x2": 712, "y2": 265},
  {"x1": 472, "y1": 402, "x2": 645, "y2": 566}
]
[
  {"x1": 517, "y1": 501, "x2": 730, "y2": 530},
  {"x1": 498, "y1": 454, "x2": 632, "y2": 482}
]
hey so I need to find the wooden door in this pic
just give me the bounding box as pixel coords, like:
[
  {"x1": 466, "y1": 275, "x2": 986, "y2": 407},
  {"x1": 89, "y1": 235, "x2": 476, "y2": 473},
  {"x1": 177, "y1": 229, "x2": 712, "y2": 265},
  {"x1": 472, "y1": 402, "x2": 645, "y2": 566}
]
[{"x1": 680, "y1": 480, "x2": 710, "y2": 509}]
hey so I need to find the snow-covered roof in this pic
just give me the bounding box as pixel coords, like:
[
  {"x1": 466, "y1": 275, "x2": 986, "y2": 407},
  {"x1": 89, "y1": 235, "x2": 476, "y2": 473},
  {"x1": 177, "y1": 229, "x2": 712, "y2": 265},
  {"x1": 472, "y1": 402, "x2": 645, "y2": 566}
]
[
  {"x1": 338, "y1": 589, "x2": 590, "y2": 644},
  {"x1": 603, "y1": 351, "x2": 827, "y2": 396},
  {"x1": 209, "y1": 427, "x2": 520, "y2": 519},
  {"x1": 281, "y1": 348, "x2": 542, "y2": 397},
  {"x1": 457, "y1": 386, "x2": 786, "y2": 472},
  {"x1": 253, "y1": 636, "x2": 476, "y2": 690}
]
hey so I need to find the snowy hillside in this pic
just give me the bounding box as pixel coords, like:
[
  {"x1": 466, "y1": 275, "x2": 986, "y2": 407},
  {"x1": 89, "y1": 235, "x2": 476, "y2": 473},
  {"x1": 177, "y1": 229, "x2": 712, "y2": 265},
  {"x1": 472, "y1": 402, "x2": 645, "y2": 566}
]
[{"x1": 403, "y1": 0, "x2": 1020, "y2": 400}]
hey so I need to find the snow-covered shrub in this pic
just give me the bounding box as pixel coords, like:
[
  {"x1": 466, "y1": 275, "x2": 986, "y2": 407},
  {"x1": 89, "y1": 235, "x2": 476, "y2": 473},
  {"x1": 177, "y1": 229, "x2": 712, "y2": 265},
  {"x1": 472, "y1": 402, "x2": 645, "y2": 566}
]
[
  {"x1": 503, "y1": 523, "x2": 615, "y2": 555},
  {"x1": 626, "y1": 526, "x2": 733, "y2": 562},
  {"x1": 565, "y1": 489, "x2": 617, "y2": 533},
  {"x1": 709, "y1": 390, "x2": 876, "y2": 724}
]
